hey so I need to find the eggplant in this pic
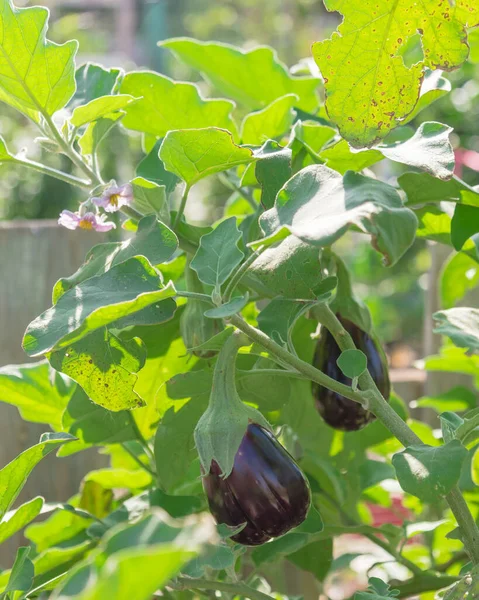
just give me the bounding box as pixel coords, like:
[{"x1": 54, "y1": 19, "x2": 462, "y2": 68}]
[
  {"x1": 202, "y1": 423, "x2": 311, "y2": 546},
  {"x1": 312, "y1": 315, "x2": 390, "y2": 431}
]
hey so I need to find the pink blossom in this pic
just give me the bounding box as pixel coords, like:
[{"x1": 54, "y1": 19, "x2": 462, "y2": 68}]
[
  {"x1": 58, "y1": 210, "x2": 116, "y2": 232},
  {"x1": 92, "y1": 183, "x2": 133, "y2": 213}
]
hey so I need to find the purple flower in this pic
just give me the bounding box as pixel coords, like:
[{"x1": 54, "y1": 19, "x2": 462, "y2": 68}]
[
  {"x1": 58, "y1": 210, "x2": 116, "y2": 232},
  {"x1": 92, "y1": 183, "x2": 133, "y2": 213}
]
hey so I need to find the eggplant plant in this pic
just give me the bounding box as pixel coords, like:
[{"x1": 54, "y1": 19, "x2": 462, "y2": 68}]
[{"x1": 0, "y1": 0, "x2": 478, "y2": 598}]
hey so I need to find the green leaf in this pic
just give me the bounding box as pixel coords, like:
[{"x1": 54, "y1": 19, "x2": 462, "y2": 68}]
[
  {"x1": 290, "y1": 120, "x2": 337, "y2": 165},
  {"x1": 4, "y1": 547, "x2": 34, "y2": 595},
  {"x1": 71, "y1": 63, "x2": 122, "y2": 109},
  {"x1": 401, "y1": 70, "x2": 452, "y2": 124},
  {"x1": 470, "y1": 27, "x2": 479, "y2": 63},
  {"x1": 190, "y1": 217, "x2": 244, "y2": 287},
  {"x1": 379, "y1": 122, "x2": 455, "y2": 180},
  {"x1": 49, "y1": 328, "x2": 146, "y2": 411},
  {"x1": 24, "y1": 256, "x2": 176, "y2": 356},
  {"x1": 359, "y1": 460, "x2": 396, "y2": 491},
  {"x1": 313, "y1": 2, "x2": 478, "y2": 147},
  {"x1": 399, "y1": 172, "x2": 479, "y2": 207},
  {"x1": 0, "y1": 1, "x2": 77, "y2": 121},
  {"x1": 434, "y1": 307, "x2": 479, "y2": 352},
  {"x1": 53, "y1": 215, "x2": 178, "y2": 301},
  {"x1": 0, "y1": 497, "x2": 43, "y2": 545},
  {"x1": 258, "y1": 298, "x2": 313, "y2": 345},
  {"x1": 78, "y1": 113, "x2": 124, "y2": 156},
  {"x1": 451, "y1": 204, "x2": 479, "y2": 251},
  {"x1": 319, "y1": 140, "x2": 382, "y2": 174},
  {"x1": 392, "y1": 440, "x2": 468, "y2": 502},
  {"x1": 0, "y1": 433, "x2": 74, "y2": 520},
  {"x1": 256, "y1": 165, "x2": 417, "y2": 266},
  {"x1": 0, "y1": 360, "x2": 71, "y2": 429},
  {"x1": 416, "y1": 386, "x2": 476, "y2": 414},
  {"x1": 204, "y1": 295, "x2": 248, "y2": 319},
  {"x1": 61, "y1": 386, "x2": 136, "y2": 453},
  {"x1": 130, "y1": 176, "x2": 169, "y2": 224},
  {"x1": 241, "y1": 94, "x2": 297, "y2": 144},
  {"x1": 71, "y1": 95, "x2": 135, "y2": 127},
  {"x1": 84, "y1": 468, "x2": 152, "y2": 490},
  {"x1": 288, "y1": 538, "x2": 333, "y2": 581},
  {"x1": 136, "y1": 139, "x2": 179, "y2": 192},
  {"x1": 119, "y1": 71, "x2": 236, "y2": 137},
  {"x1": 337, "y1": 349, "x2": 368, "y2": 379},
  {"x1": 160, "y1": 127, "x2": 255, "y2": 187},
  {"x1": 441, "y1": 251, "x2": 479, "y2": 309},
  {"x1": 160, "y1": 37, "x2": 320, "y2": 111},
  {"x1": 255, "y1": 142, "x2": 292, "y2": 210},
  {"x1": 0, "y1": 135, "x2": 14, "y2": 163},
  {"x1": 439, "y1": 412, "x2": 464, "y2": 443}
]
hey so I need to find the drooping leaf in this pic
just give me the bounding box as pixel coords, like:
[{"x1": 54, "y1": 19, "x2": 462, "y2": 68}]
[
  {"x1": 392, "y1": 440, "x2": 468, "y2": 502},
  {"x1": 70, "y1": 63, "x2": 122, "y2": 109},
  {"x1": 160, "y1": 127, "x2": 255, "y2": 187},
  {"x1": 0, "y1": 360, "x2": 72, "y2": 429},
  {"x1": 313, "y1": 2, "x2": 479, "y2": 147},
  {"x1": 71, "y1": 95, "x2": 135, "y2": 128},
  {"x1": 160, "y1": 38, "x2": 320, "y2": 111},
  {"x1": 256, "y1": 164, "x2": 417, "y2": 266},
  {"x1": 49, "y1": 328, "x2": 146, "y2": 411},
  {"x1": 0, "y1": 497, "x2": 43, "y2": 545},
  {"x1": 190, "y1": 217, "x2": 244, "y2": 288},
  {"x1": 3, "y1": 547, "x2": 34, "y2": 595},
  {"x1": 53, "y1": 215, "x2": 178, "y2": 301},
  {"x1": 24, "y1": 257, "x2": 176, "y2": 356},
  {"x1": 241, "y1": 94, "x2": 298, "y2": 144},
  {"x1": 433, "y1": 307, "x2": 479, "y2": 352},
  {"x1": 119, "y1": 71, "x2": 236, "y2": 137},
  {"x1": 0, "y1": 432, "x2": 74, "y2": 520},
  {"x1": 0, "y1": 0, "x2": 77, "y2": 121}
]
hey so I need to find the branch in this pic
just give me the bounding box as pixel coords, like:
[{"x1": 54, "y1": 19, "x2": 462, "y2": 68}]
[{"x1": 174, "y1": 576, "x2": 274, "y2": 600}]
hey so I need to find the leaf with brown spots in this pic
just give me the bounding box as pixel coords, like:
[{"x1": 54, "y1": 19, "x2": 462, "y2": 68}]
[{"x1": 313, "y1": 0, "x2": 479, "y2": 147}]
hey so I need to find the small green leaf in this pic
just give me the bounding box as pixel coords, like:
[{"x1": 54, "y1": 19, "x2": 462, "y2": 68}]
[
  {"x1": 84, "y1": 468, "x2": 152, "y2": 490},
  {"x1": 416, "y1": 386, "x2": 476, "y2": 414},
  {"x1": 120, "y1": 71, "x2": 236, "y2": 137},
  {"x1": 434, "y1": 307, "x2": 479, "y2": 352},
  {"x1": 402, "y1": 70, "x2": 452, "y2": 124},
  {"x1": 256, "y1": 165, "x2": 417, "y2": 266},
  {"x1": 71, "y1": 94, "x2": 135, "y2": 127},
  {"x1": 49, "y1": 328, "x2": 146, "y2": 411},
  {"x1": 4, "y1": 547, "x2": 34, "y2": 595},
  {"x1": 53, "y1": 215, "x2": 178, "y2": 300},
  {"x1": 136, "y1": 139, "x2": 179, "y2": 192},
  {"x1": 160, "y1": 37, "x2": 320, "y2": 111},
  {"x1": 0, "y1": 497, "x2": 43, "y2": 545},
  {"x1": 255, "y1": 142, "x2": 292, "y2": 210},
  {"x1": 160, "y1": 127, "x2": 255, "y2": 187},
  {"x1": 189, "y1": 326, "x2": 235, "y2": 354},
  {"x1": 258, "y1": 298, "x2": 312, "y2": 345},
  {"x1": 204, "y1": 295, "x2": 248, "y2": 319},
  {"x1": 359, "y1": 460, "x2": 396, "y2": 491},
  {"x1": 71, "y1": 63, "x2": 122, "y2": 109},
  {"x1": 439, "y1": 412, "x2": 464, "y2": 443},
  {"x1": 288, "y1": 538, "x2": 333, "y2": 582},
  {"x1": 78, "y1": 113, "x2": 124, "y2": 156},
  {"x1": 392, "y1": 440, "x2": 468, "y2": 502},
  {"x1": 441, "y1": 252, "x2": 479, "y2": 310},
  {"x1": 290, "y1": 119, "x2": 337, "y2": 166},
  {"x1": 0, "y1": 1, "x2": 77, "y2": 121},
  {"x1": 320, "y1": 140, "x2": 382, "y2": 174},
  {"x1": 241, "y1": 94, "x2": 298, "y2": 144},
  {"x1": 451, "y1": 204, "x2": 479, "y2": 251},
  {"x1": 0, "y1": 433, "x2": 74, "y2": 520},
  {"x1": 24, "y1": 257, "x2": 176, "y2": 356},
  {"x1": 130, "y1": 176, "x2": 169, "y2": 223},
  {"x1": 190, "y1": 217, "x2": 244, "y2": 287},
  {"x1": 337, "y1": 349, "x2": 368, "y2": 379}
]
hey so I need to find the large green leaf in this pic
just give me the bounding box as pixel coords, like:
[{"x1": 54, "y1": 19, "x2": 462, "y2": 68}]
[
  {"x1": 24, "y1": 256, "x2": 176, "y2": 356},
  {"x1": 0, "y1": 0, "x2": 77, "y2": 121},
  {"x1": 53, "y1": 215, "x2": 178, "y2": 301},
  {"x1": 49, "y1": 328, "x2": 146, "y2": 411},
  {"x1": 241, "y1": 94, "x2": 298, "y2": 144},
  {"x1": 190, "y1": 217, "x2": 244, "y2": 288},
  {"x1": 313, "y1": 1, "x2": 478, "y2": 147},
  {"x1": 159, "y1": 38, "x2": 320, "y2": 111},
  {"x1": 433, "y1": 307, "x2": 479, "y2": 352},
  {"x1": 0, "y1": 433, "x2": 74, "y2": 520},
  {"x1": 71, "y1": 95, "x2": 135, "y2": 128},
  {"x1": 256, "y1": 164, "x2": 417, "y2": 266},
  {"x1": 441, "y1": 252, "x2": 479, "y2": 309},
  {"x1": 0, "y1": 360, "x2": 71, "y2": 429},
  {"x1": 0, "y1": 497, "x2": 43, "y2": 545},
  {"x1": 70, "y1": 63, "x2": 122, "y2": 109},
  {"x1": 392, "y1": 441, "x2": 467, "y2": 502},
  {"x1": 119, "y1": 71, "x2": 236, "y2": 137},
  {"x1": 160, "y1": 127, "x2": 255, "y2": 187}
]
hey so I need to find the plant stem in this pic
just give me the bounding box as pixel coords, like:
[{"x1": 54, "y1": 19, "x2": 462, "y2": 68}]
[
  {"x1": 173, "y1": 185, "x2": 190, "y2": 229},
  {"x1": 228, "y1": 315, "x2": 365, "y2": 405},
  {"x1": 446, "y1": 488, "x2": 479, "y2": 564},
  {"x1": 436, "y1": 551, "x2": 468, "y2": 573},
  {"x1": 393, "y1": 574, "x2": 459, "y2": 598},
  {"x1": 121, "y1": 205, "x2": 144, "y2": 222},
  {"x1": 224, "y1": 246, "x2": 265, "y2": 302},
  {"x1": 176, "y1": 290, "x2": 215, "y2": 303},
  {"x1": 12, "y1": 157, "x2": 91, "y2": 188},
  {"x1": 120, "y1": 442, "x2": 157, "y2": 479},
  {"x1": 127, "y1": 413, "x2": 156, "y2": 468},
  {"x1": 175, "y1": 576, "x2": 274, "y2": 600},
  {"x1": 218, "y1": 172, "x2": 257, "y2": 211}
]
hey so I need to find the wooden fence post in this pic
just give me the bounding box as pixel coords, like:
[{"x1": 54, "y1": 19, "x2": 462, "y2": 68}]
[{"x1": 0, "y1": 220, "x2": 108, "y2": 567}]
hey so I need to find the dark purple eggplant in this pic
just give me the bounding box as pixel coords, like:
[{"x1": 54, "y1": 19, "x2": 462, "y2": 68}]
[
  {"x1": 202, "y1": 423, "x2": 311, "y2": 546},
  {"x1": 312, "y1": 315, "x2": 390, "y2": 431}
]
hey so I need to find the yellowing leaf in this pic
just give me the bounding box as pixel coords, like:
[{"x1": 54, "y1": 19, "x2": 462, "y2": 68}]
[{"x1": 313, "y1": 1, "x2": 479, "y2": 147}]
